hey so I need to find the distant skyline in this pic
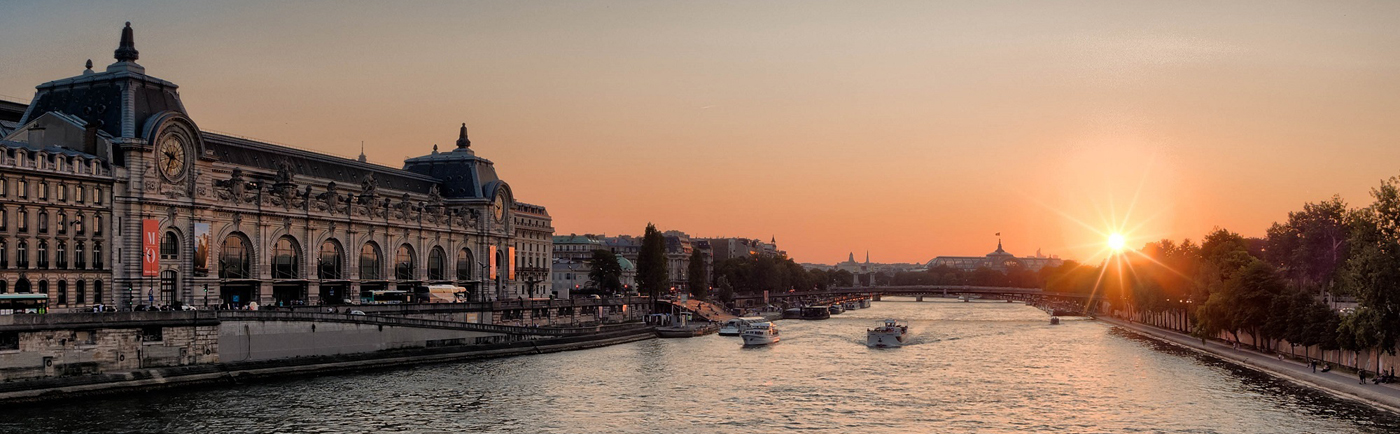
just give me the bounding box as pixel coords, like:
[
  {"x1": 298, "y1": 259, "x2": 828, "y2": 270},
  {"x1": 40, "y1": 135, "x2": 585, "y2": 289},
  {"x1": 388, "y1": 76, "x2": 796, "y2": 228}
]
[{"x1": 4, "y1": 1, "x2": 1399, "y2": 264}]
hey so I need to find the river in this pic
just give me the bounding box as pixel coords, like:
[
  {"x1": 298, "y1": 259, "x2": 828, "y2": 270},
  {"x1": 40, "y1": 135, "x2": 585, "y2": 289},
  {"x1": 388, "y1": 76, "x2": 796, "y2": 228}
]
[{"x1": 7, "y1": 297, "x2": 1400, "y2": 433}]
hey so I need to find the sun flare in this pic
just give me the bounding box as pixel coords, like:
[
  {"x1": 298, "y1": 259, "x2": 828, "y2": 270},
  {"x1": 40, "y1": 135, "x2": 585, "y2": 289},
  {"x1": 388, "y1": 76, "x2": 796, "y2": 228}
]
[{"x1": 1107, "y1": 233, "x2": 1127, "y2": 252}]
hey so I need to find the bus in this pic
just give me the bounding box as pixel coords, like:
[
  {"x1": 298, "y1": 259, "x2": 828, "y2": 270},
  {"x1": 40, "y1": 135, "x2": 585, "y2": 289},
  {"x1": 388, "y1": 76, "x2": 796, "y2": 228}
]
[{"x1": 0, "y1": 294, "x2": 49, "y2": 314}]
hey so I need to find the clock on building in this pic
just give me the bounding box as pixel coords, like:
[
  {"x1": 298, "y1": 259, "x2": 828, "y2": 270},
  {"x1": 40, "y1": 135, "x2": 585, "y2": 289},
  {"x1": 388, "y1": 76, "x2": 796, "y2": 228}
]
[
  {"x1": 492, "y1": 191, "x2": 508, "y2": 222},
  {"x1": 156, "y1": 128, "x2": 190, "y2": 182}
]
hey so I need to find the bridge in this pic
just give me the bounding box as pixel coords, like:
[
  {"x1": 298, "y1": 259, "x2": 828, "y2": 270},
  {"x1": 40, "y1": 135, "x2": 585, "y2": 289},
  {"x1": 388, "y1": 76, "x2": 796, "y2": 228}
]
[{"x1": 732, "y1": 285, "x2": 1097, "y2": 302}]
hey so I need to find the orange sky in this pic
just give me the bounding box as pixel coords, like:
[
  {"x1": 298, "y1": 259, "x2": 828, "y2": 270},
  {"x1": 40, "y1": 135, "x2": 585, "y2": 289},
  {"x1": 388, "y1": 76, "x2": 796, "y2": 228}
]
[{"x1": 4, "y1": 1, "x2": 1399, "y2": 264}]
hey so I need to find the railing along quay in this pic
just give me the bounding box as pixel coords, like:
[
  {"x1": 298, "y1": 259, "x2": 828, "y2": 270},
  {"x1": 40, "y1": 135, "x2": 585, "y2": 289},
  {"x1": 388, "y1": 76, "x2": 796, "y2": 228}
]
[{"x1": 214, "y1": 310, "x2": 644, "y2": 336}]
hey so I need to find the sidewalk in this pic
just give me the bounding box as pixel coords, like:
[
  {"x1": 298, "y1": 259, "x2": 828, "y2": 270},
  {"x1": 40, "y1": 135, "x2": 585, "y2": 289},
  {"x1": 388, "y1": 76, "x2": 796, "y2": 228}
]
[{"x1": 1100, "y1": 317, "x2": 1400, "y2": 415}]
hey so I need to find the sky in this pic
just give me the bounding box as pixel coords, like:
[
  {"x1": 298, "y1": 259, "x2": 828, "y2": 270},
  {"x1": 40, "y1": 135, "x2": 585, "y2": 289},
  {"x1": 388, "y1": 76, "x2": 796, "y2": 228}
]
[{"x1": 3, "y1": 1, "x2": 1399, "y2": 265}]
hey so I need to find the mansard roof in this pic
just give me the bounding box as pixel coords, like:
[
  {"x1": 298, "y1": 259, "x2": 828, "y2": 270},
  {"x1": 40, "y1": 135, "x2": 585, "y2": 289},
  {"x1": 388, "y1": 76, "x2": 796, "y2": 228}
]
[{"x1": 203, "y1": 132, "x2": 441, "y2": 194}]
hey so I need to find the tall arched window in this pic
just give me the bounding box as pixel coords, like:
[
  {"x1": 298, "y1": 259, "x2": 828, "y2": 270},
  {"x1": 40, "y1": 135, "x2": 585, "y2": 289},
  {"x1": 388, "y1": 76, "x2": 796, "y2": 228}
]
[
  {"x1": 56, "y1": 212, "x2": 66, "y2": 234},
  {"x1": 37, "y1": 240, "x2": 48, "y2": 269},
  {"x1": 428, "y1": 247, "x2": 446, "y2": 281},
  {"x1": 456, "y1": 248, "x2": 474, "y2": 280},
  {"x1": 359, "y1": 242, "x2": 382, "y2": 280},
  {"x1": 160, "y1": 231, "x2": 180, "y2": 260},
  {"x1": 17, "y1": 240, "x2": 28, "y2": 268},
  {"x1": 57, "y1": 280, "x2": 67, "y2": 305},
  {"x1": 318, "y1": 240, "x2": 343, "y2": 280},
  {"x1": 395, "y1": 244, "x2": 416, "y2": 280},
  {"x1": 76, "y1": 280, "x2": 86, "y2": 305},
  {"x1": 220, "y1": 234, "x2": 252, "y2": 279},
  {"x1": 92, "y1": 241, "x2": 102, "y2": 268},
  {"x1": 272, "y1": 236, "x2": 300, "y2": 279},
  {"x1": 56, "y1": 241, "x2": 67, "y2": 269},
  {"x1": 38, "y1": 280, "x2": 48, "y2": 294},
  {"x1": 38, "y1": 211, "x2": 48, "y2": 233},
  {"x1": 16, "y1": 278, "x2": 30, "y2": 293},
  {"x1": 75, "y1": 241, "x2": 85, "y2": 269},
  {"x1": 0, "y1": 239, "x2": 7, "y2": 269},
  {"x1": 93, "y1": 280, "x2": 103, "y2": 305}
]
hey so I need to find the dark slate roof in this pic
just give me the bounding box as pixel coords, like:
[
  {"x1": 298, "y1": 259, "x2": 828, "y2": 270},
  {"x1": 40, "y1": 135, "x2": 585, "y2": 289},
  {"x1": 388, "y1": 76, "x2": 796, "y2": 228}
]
[
  {"x1": 402, "y1": 146, "x2": 501, "y2": 199},
  {"x1": 203, "y1": 132, "x2": 441, "y2": 194},
  {"x1": 0, "y1": 100, "x2": 26, "y2": 123},
  {"x1": 22, "y1": 67, "x2": 183, "y2": 140}
]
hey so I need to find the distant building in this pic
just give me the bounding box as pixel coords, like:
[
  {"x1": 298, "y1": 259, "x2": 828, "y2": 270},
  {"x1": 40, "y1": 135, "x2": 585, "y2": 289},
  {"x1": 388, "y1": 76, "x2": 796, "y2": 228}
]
[
  {"x1": 926, "y1": 240, "x2": 1063, "y2": 272},
  {"x1": 703, "y1": 236, "x2": 781, "y2": 262},
  {"x1": 513, "y1": 202, "x2": 553, "y2": 298},
  {"x1": 550, "y1": 233, "x2": 636, "y2": 298}
]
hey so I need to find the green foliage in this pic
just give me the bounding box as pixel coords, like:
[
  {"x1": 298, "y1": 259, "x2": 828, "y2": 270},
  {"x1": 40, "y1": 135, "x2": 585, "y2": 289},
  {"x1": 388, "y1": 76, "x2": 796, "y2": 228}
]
[
  {"x1": 587, "y1": 249, "x2": 623, "y2": 294},
  {"x1": 1337, "y1": 178, "x2": 1400, "y2": 356},
  {"x1": 1264, "y1": 196, "x2": 1350, "y2": 293},
  {"x1": 636, "y1": 223, "x2": 670, "y2": 299},
  {"x1": 688, "y1": 249, "x2": 709, "y2": 300}
]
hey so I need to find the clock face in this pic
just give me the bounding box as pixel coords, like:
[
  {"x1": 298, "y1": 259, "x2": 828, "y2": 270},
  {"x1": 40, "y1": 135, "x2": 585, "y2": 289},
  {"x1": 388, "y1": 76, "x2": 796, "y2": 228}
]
[
  {"x1": 493, "y1": 193, "x2": 507, "y2": 222},
  {"x1": 157, "y1": 132, "x2": 188, "y2": 181}
]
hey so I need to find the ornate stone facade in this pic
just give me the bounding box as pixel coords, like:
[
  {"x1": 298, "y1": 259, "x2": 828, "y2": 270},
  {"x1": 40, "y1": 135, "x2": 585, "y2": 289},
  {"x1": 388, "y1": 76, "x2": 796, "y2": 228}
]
[{"x1": 1, "y1": 24, "x2": 551, "y2": 309}]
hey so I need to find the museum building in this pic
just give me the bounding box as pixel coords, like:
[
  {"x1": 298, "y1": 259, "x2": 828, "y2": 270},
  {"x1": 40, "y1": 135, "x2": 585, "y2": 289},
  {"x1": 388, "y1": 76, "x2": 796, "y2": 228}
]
[{"x1": 0, "y1": 23, "x2": 551, "y2": 309}]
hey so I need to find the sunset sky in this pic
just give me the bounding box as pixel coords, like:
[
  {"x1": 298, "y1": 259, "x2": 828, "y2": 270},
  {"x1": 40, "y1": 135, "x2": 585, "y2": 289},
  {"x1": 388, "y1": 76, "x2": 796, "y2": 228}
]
[{"x1": 3, "y1": 1, "x2": 1399, "y2": 264}]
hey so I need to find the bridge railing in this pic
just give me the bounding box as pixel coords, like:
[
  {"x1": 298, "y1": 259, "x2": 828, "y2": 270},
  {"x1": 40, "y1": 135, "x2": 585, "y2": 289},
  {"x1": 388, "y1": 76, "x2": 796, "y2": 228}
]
[{"x1": 214, "y1": 311, "x2": 643, "y2": 336}]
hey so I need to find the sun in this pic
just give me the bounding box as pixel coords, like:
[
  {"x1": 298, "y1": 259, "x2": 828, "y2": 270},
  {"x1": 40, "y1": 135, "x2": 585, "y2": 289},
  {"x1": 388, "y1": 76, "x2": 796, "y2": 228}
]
[{"x1": 1107, "y1": 233, "x2": 1127, "y2": 253}]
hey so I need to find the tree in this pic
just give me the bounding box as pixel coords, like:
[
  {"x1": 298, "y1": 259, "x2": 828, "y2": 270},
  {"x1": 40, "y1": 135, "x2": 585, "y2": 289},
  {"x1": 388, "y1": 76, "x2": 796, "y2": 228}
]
[
  {"x1": 636, "y1": 223, "x2": 670, "y2": 300},
  {"x1": 587, "y1": 249, "x2": 623, "y2": 295},
  {"x1": 1338, "y1": 179, "x2": 1400, "y2": 372},
  {"x1": 1265, "y1": 196, "x2": 1351, "y2": 296},
  {"x1": 687, "y1": 249, "x2": 709, "y2": 300},
  {"x1": 715, "y1": 275, "x2": 735, "y2": 305}
]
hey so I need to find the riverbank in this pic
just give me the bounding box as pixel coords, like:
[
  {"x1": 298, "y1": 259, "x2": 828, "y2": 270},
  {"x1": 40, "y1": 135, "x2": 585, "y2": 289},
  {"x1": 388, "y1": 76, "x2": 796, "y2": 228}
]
[
  {"x1": 0, "y1": 325, "x2": 656, "y2": 405},
  {"x1": 1101, "y1": 316, "x2": 1400, "y2": 415}
]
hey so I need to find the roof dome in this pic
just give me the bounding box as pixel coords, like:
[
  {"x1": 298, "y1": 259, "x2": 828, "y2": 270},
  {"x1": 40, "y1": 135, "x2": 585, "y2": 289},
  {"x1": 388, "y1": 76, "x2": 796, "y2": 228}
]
[{"x1": 617, "y1": 257, "x2": 636, "y2": 270}]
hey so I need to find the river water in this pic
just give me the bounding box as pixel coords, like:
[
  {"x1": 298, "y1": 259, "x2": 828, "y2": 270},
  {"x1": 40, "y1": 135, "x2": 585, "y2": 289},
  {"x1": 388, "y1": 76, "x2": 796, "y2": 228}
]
[{"x1": 8, "y1": 297, "x2": 1400, "y2": 433}]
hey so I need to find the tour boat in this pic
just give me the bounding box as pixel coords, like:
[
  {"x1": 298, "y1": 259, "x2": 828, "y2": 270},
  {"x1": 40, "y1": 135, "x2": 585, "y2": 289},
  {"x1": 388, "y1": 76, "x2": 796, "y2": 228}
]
[
  {"x1": 782, "y1": 308, "x2": 803, "y2": 319},
  {"x1": 741, "y1": 322, "x2": 780, "y2": 346},
  {"x1": 800, "y1": 306, "x2": 831, "y2": 320},
  {"x1": 828, "y1": 304, "x2": 845, "y2": 315},
  {"x1": 1049, "y1": 316, "x2": 1061, "y2": 325},
  {"x1": 718, "y1": 317, "x2": 766, "y2": 336},
  {"x1": 866, "y1": 319, "x2": 908, "y2": 348}
]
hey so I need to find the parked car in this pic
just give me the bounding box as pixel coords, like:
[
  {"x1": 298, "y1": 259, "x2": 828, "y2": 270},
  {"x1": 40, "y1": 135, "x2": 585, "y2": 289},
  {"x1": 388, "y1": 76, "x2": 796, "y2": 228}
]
[{"x1": 348, "y1": 310, "x2": 366, "y2": 316}]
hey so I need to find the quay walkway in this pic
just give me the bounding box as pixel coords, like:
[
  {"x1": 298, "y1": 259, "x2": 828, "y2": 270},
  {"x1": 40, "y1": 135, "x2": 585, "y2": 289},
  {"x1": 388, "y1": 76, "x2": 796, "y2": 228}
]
[
  {"x1": 1102, "y1": 317, "x2": 1400, "y2": 414},
  {"x1": 667, "y1": 299, "x2": 735, "y2": 322}
]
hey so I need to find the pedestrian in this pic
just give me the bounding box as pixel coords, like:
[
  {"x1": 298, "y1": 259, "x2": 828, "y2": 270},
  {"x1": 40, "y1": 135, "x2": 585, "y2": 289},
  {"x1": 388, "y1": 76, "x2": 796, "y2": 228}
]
[
  {"x1": 1360, "y1": 370, "x2": 1368, "y2": 385},
  {"x1": 1311, "y1": 361, "x2": 1317, "y2": 373}
]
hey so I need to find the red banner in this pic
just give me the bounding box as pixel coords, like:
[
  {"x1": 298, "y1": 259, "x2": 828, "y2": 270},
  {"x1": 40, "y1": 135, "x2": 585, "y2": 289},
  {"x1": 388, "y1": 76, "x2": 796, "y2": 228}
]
[
  {"x1": 142, "y1": 219, "x2": 159, "y2": 276},
  {"x1": 508, "y1": 246, "x2": 516, "y2": 280},
  {"x1": 489, "y1": 245, "x2": 497, "y2": 280}
]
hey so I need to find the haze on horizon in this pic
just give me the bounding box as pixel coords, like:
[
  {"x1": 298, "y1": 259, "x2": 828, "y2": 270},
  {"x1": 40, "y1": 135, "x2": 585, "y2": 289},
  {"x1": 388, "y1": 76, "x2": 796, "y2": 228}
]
[{"x1": 3, "y1": 1, "x2": 1398, "y2": 265}]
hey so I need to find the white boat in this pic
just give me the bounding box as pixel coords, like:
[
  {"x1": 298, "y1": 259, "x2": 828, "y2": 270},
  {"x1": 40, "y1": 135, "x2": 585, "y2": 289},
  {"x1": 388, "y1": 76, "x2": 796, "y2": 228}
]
[
  {"x1": 866, "y1": 319, "x2": 908, "y2": 348},
  {"x1": 741, "y1": 322, "x2": 780, "y2": 346},
  {"x1": 718, "y1": 317, "x2": 766, "y2": 336}
]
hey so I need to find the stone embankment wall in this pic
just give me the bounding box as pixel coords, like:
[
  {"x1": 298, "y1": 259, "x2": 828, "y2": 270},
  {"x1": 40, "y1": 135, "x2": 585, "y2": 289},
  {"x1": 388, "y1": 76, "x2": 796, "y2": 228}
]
[
  {"x1": 1107, "y1": 304, "x2": 1400, "y2": 374},
  {"x1": 218, "y1": 319, "x2": 502, "y2": 362},
  {"x1": 0, "y1": 312, "x2": 220, "y2": 382}
]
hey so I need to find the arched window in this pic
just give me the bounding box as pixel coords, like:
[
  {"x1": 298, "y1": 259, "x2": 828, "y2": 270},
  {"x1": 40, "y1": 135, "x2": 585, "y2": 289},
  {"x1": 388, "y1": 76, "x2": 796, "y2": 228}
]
[
  {"x1": 0, "y1": 280, "x2": 6, "y2": 294},
  {"x1": 93, "y1": 241, "x2": 103, "y2": 268},
  {"x1": 17, "y1": 240, "x2": 28, "y2": 268},
  {"x1": 16, "y1": 278, "x2": 30, "y2": 293},
  {"x1": 74, "y1": 213, "x2": 84, "y2": 234},
  {"x1": 38, "y1": 211, "x2": 48, "y2": 233},
  {"x1": 359, "y1": 242, "x2": 382, "y2": 280},
  {"x1": 160, "y1": 231, "x2": 180, "y2": 260},
  {"x1": 37, "y1": 240, "x2": 48, "y2": 269},
  {"x1": 395, "y1": 244, "x2": 416, "y2": 280},
  {"x1": 57, "y1": 280, "x2": 67, "y2": 305},
  {"x1": 56, "y1": 241, "x2": 67, "y2": 269},
  {"x1": 76, "y1": 280, "x2": 86, "y2": 305},
  {"x1": 93, "y1": 280, "x2": 103, "y2": 305},
  {"x1": 0, "y1": 239, "x2": 7, "y2": 269},
  {"x1": 56, "y1": 212, "x2": 66, "y2": 234},
  {"x1": 456, "y1": 248, "x2": 474, "y2": 280},
  {"x1": 219, "y1": 234, "x2": 252, "y2": 279},
  {"x1": 75, "y1": 241, "x2": 86, "y2": 269},
  {"x1": 496, "y1": 248, "x2": 508, "y2": 283},
  {"x1": 38, "y1": 280, "x2": 48, "y2": 294},
  {"x1": 17, "y1": 209, "x2": 27, "y2": 232},
  {"x1": 272, "y1": 236, "x2": 300, "y2": 279},
  {"x1": 318, "y1": 240, "x2": 343, "y2": 280},
  {"x1": 428, "y1": 247, "x2": 446, "y2": 281}
]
